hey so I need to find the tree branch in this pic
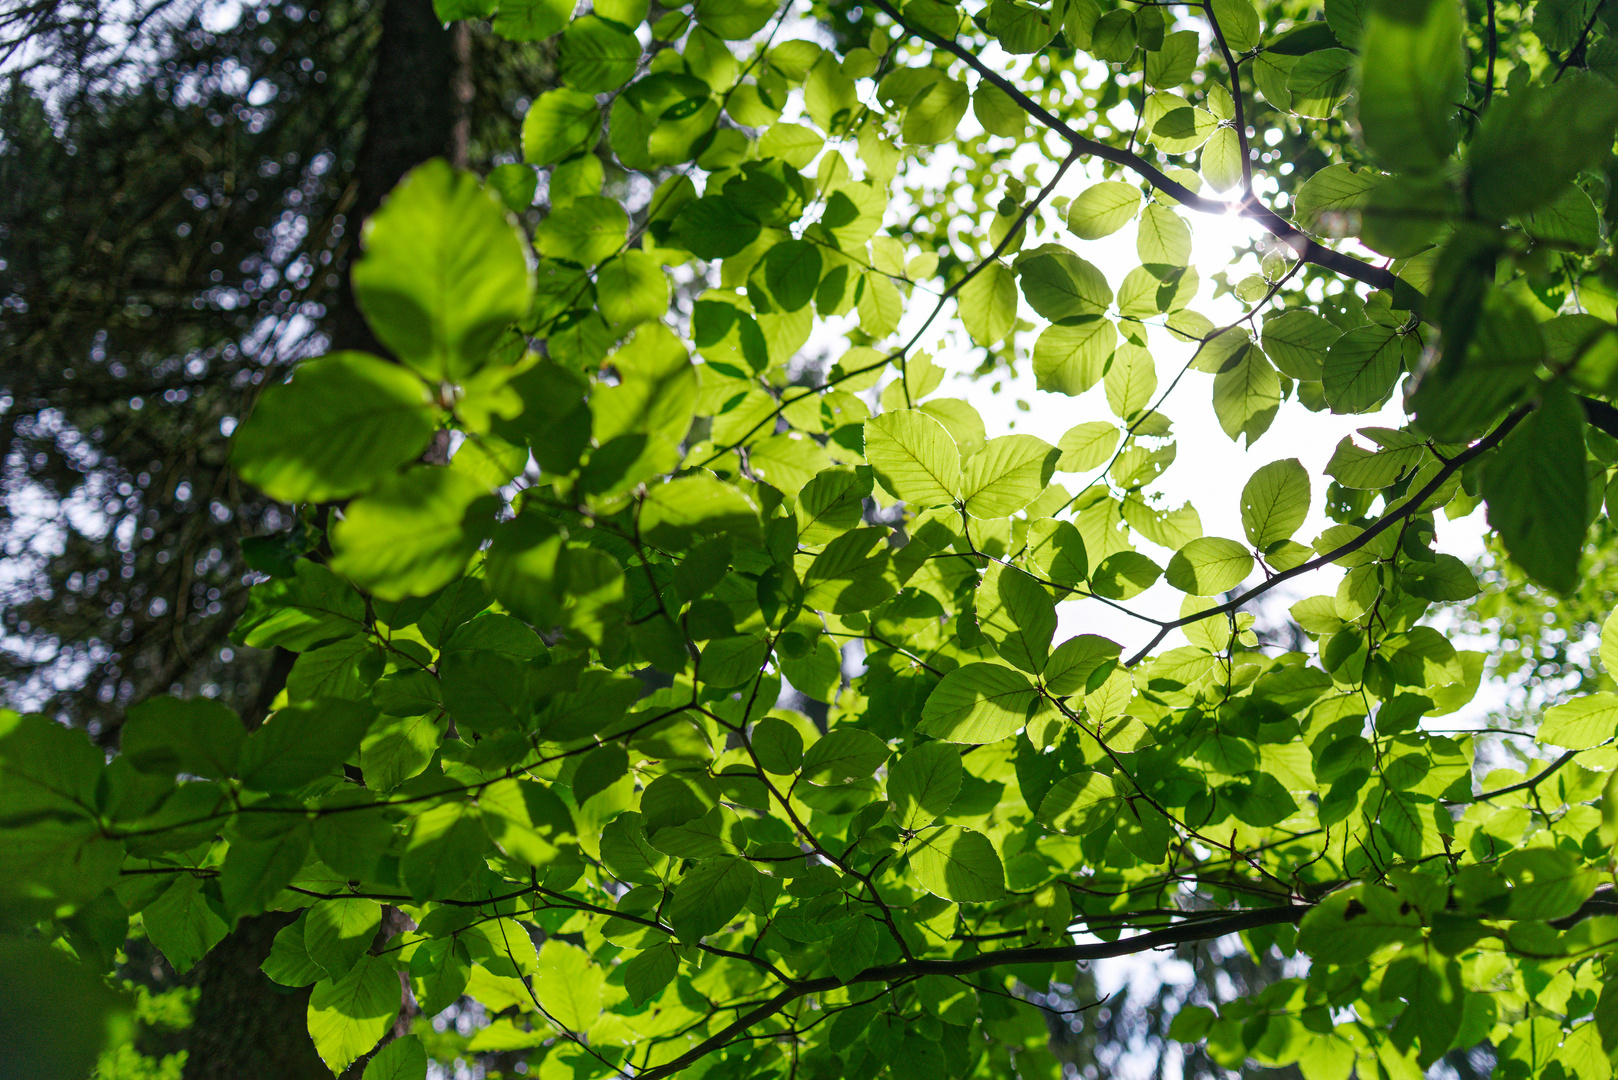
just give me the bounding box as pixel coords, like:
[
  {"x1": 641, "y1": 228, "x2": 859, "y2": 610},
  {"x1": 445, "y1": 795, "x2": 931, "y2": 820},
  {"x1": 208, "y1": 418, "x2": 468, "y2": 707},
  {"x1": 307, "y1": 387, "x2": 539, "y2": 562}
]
[
  {"x1": 866, "y1": 0, "x2": 1399, "y2": 293},
  {"x1": 1202, "y1": 0, "x2": 1253, "y2": 193},
  {"x1": 1124, "y1": 402, "x2": 1532, "y2": 665},
  {"x1": 632, "y1": 905, "x2": 1309, "y2": 1080}
]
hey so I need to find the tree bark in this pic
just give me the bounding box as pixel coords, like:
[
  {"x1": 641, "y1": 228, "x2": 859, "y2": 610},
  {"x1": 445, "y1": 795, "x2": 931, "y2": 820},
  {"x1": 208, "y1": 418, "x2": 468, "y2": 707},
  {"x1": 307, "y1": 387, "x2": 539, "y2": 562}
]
[
  {"x1": 183, "y1": 0, "x2": 456, "y2": 1075},
  {"x1": 325, "y1": 0, "x2": 458, "y2": 356},
  {"x1": 182, "y1": 913, "x2": 330, "y2": 1080}
]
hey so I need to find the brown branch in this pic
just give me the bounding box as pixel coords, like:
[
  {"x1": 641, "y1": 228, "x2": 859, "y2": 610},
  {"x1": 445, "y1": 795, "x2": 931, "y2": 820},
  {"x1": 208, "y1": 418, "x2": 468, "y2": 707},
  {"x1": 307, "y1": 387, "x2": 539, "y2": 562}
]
[
  {"x1": 866, "y1": 0, "x2": 1399, "y2": 294},
  {"x1": 1123, "y1": 402, "x2": 1532, "y2": 666},
  {"x1": 1202, "y1": 0, "x2": 1253, "y2": 193},
  {"x1": 633, "y1": 905, "x2": 1310, "y2": 1080}
]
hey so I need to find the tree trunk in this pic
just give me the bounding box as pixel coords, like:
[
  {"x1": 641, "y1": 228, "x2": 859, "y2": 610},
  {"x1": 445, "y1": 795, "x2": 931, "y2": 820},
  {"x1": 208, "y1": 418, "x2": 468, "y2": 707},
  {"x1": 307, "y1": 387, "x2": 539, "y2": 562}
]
[
  {"x1": 183, "y1": 0, "x2": 457, "y2": 1075},
  {"x1": 182, "y1": 913, "x2": 329, "y2": 1080},
  {"x1": 326, "y1": 0, "x2": 459, "y2": 356}
]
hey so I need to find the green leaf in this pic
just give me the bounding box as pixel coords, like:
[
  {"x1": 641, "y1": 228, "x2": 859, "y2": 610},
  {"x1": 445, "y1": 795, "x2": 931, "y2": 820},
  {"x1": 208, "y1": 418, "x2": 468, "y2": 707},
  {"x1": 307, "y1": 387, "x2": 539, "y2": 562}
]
[
  {"x1": 1211, "y1": 347, "x2": 1280, "y2": 445},
  {"x1": 120, "y1": 696, "x2": 244, "y2": 779},
  {"x1": 1326, "y1": 0, "x2": 1368, "y2": 45},
  {"x1": 1261, "y1": 309, "x2": 1338, "y2": 380},
  {"x1": 1324, "y1": 428, "x2": 1425, "y2": 488},
  {"x1": 1056, "y1": 421, "x2": 1120, "y2": 471},
  {"x1": 1018, "y1": 249, "x2": 1113, "y2": 322},
  {"x1": 962, "y1": 434, "x2": 1059, "y2": 518},
  {"x1": 1151, "y1": 107, "x2": 1218, "y2": 154},
  {"x1": 1523, "y1": 184, "x2": 1605, "y2": 250},
  {"x1": 361, "y1": 1035, "x2": 428, "y2": 1080},
  {"x1": 667, "y1": 856, "x2": 756, "y2": 941},
  {"x1": 306, "y1": 955, "x2": 401, "y2": 1074},
  {"x1": 1286, "y1": 48, "x2": 1354, "y2": 118},
  {"x1": 142, "y1": 875, "x2": 229, "y2": 975},
  {"x1": 534, "y1": 193, "x2": 629, "y2": 267},
  {"x1": 829, "y1": 917, "x2": 880, "y2": 982},
  {"x1": 1146, "y1": 30, "x2": 1199, "y2": 88},
  {"x1": 1356, "y1": 0, "x2": 1463, "y2": 173},
  {"x1": 758, "y1": 122, "x2": 824, "y2": 167},
  {"x1": 1166, "y1": 536, "x2": 1253, "y2": 595},
  {"x1": 407, "y1": 938, "x2": 471, "y2": 1016},
  {"x1": 233, "y1": 561, "x2": 365, "y2": 651},
  {"x1": 806, "y1": 54, "x2": 859, "y2": 134},
  {"x1": 1066, "y1": 181, "x2": 1140, "y2": 239},
  {"x1": 957, "y1": 261, "x2": 1019, "y2": 347},
  {"x1": 600, "y1": 813, "x2": 669, "y2": 885},
  {"x1": 1042, "y1": 634, "x2": 1121, "y2": 695},
  {"x1": 762, "y1": 239, "x2": 822, "y2": 312},
  {"x1": 974, "y1": 82, "x2": 1027, "y2": 138},
  {"x1": 976, "y1": 562, "x2": 1057, "y2": 674},
  {"x1": 1200, "y1": 127, "x2": 1243, "y2": 192},
  {"x1": 262, "y1": 915, "x2": 326, "y2": 987},
  {"x1": 1224, "y1": 772, "x2": 1299, "y2": 826},
  {"x1": 649, "y1": 805, "x2": 748, "y2": 858},
  {"x1": 909, "y1": 826, "x2": 1005, "y2": 902},
  {"x1": 1602, "y1": 608, "x2": 1618, "y2": 678},
  {"x1": 329, "y1": 468, "x2": 495, "y2": 603},
  {"x1": 219, "y1": 823, "x2": 310, "y2": 917},
  {"x1": 1105, "y1": 342, "x2": 1157, "y2": 418},
  {"x1": 696, "y1": 0, "x2": 778, "y2": 38},
  {"x1": 903, "y1": 78, "x2": 970, "y2": 144},
  {"x1": 699, "y1": 635, "x2": 770, "y2": 689},
  {"x1": 596, "y1": 251, "x2": 671, "y2": 326},
  {"x1": 1089, "y1": 8, "x2": 1137, "y2": 61},
  {"x1": 801, "y1": 727, "x2": 890, "y2": 784},
  {"x1": 917, "y1": 663, "x2": 1040, "y2": 743},
  {"x1": 640, "y1": 474, "x2": 760, "y2": 550},
  {"x1": 750, "y1": 716, "x2": 804, "y2": 774},
  {"x1": 1322, "y1": 325, "x2": 1414, "y2": 414},
  {"x1": 533, "y1": 938, "x2": 606, "y2": 1030},
  {"x1": 1297, "y1": 885, "x2": 1420, "y2": 966},
  {"x1": 796, "y1": 465, "x2": 874, "y2": 544},
  {"x1": 1136, "y1": 203, "x2": 1192, "y2": 266},
  {"x1": 669, "y1": 197, "x2": 761, "y2": 259},
  {"x1": 1293, "y1": 163, "x2": 1379, "y2": 235},
  {"x1": 1032, "y1": 318, "x2": 1118, "y2": 396},
  {"x1": 1383, "y1": 952, "x2": 1464, "y2": 1067},
  {"x1": 304, "y1": 899, "x2": 383, "y2": 982},
  {"x1": 351, "y1": 161, "x2": 531, "y2": 381},
  {"x1": 1089, "y1": 550, "x2": 1163, "y2": 599},
  {"x1": 1027, "y1": 519, "x2": 1090, "y2": 584},
  {"x1": 642, "y1": 774, "x2": 715, "y2": 836},
  {"x1": 1468, "y1": 76, "x2": 1618, "y2": 219},
  {"x1": 1038, "y1": 772, "x2": 1120, "y2": 834},
  {"x1": 888, "y1": 742, "x2": 964, "y2": 830},
  {"x1": 1481, "y1": 385, "x2": 1588, "y2": 594},
  {"x1": 1210, "y1": 0, "x2": 1260, "y2": 51},
  {"x1": 237, "y1": 699, "x2": 377, "y2": 793},
  {"x1": 401, "y1": 800, "x2": 488, "y2": 901},
  {"x1": 523, "y1": 89, "x2": 602, "y2": 165},
  {"x1": 623, "y1": 943, "x2": 680, "y2": 1006},
  {"x1": 231, "y1": 353, "x2": 436, "y2": 503},
  {"x1": 865, "y1": 409, "x2": 961, "y2": 507},
  {"x1": 560, "y1": 15, "x2": 640, "y2": 92},
  {"x1": 1538, "y1": 693, "x2": 1618, "y2": 750},
  {"x1": 1240, "y1": 459, "x2": 1310, "y2": 548},
  {"x1": 1501, "y1": 847, "x2": 1598, "y2": 921}
]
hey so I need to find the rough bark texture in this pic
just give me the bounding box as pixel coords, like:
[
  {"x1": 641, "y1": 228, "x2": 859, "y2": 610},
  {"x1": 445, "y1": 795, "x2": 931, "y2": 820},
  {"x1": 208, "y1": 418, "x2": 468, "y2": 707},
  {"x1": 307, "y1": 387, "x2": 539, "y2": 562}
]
[
  {"x1": 182, "y1": 0, "x2": 456, "y2": 1074},
  {"x1": 326, "y1": 0, "x2": 458, "y2": 356},
  {"x1": 182, "y1": 913, "x2": 330, "y2": 1080}
]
